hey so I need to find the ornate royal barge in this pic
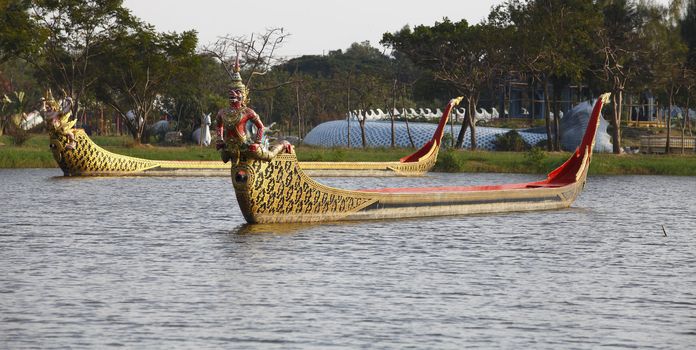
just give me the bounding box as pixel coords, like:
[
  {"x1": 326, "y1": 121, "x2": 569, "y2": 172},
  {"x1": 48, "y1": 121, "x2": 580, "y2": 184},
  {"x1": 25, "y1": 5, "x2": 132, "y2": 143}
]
[
  {"x1": 230, "y1": 94, "x2": 610, "y2": 224},
  {"x1": 47, "y1": 98, "x2": 461, "y2": 177}
]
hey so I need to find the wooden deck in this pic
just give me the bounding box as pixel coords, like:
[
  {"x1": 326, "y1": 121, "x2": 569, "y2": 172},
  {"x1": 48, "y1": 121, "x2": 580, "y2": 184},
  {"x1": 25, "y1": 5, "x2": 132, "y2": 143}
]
[{"x1": 628, "y1": 120, "x2": 666, "y2": 128}]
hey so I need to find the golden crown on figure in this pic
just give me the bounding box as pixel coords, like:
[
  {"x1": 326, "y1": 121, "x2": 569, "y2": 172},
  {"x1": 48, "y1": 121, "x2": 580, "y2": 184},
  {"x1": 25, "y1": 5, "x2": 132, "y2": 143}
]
[{"x1": 228, "y1": 57, "x2": 250, "y2": 106}]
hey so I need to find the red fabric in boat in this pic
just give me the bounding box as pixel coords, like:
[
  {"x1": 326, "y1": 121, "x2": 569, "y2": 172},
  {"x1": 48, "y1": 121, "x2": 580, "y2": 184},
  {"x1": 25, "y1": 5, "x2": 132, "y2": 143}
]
[{"x1": 359, "y1": 181, "x2": 564, "y2": 194}]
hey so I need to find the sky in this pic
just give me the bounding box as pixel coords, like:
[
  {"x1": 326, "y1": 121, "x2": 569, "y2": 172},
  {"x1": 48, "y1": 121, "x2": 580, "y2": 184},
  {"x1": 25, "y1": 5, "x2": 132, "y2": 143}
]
[
  {"x1": 123, "y1": 0, "x2": 673, "y2": 58},
  {"x1": 122, "y1": 0, "x2": 502, "y2": 58}
]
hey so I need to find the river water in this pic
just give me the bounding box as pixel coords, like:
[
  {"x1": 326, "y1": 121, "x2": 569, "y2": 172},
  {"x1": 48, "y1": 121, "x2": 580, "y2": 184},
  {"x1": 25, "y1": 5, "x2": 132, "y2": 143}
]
[{"x1": 1, "y1": 169, "x2": 695, "y2": 349}]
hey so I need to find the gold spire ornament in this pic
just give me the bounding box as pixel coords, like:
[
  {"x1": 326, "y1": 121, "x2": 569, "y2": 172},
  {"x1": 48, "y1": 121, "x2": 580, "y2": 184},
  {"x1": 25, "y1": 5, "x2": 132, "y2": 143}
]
[
  {"x1": 43, "y1": 89, "x2": 60, "y2": 112},
  {"x1": 228, "y1": 55, "x2": 249, "y2": 106}
]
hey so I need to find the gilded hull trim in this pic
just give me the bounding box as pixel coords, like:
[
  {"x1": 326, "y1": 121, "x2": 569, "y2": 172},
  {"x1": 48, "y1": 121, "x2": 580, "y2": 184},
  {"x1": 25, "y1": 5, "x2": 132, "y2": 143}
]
[{"x1": 231, "y1": 94, "x2": 609, "y2": 224}]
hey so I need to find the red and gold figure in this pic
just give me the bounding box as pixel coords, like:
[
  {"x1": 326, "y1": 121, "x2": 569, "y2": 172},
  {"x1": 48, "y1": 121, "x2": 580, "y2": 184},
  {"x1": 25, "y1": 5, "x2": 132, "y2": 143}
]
[{"x1": 215, "y1": 59, "x2": 290, "y2": 162}]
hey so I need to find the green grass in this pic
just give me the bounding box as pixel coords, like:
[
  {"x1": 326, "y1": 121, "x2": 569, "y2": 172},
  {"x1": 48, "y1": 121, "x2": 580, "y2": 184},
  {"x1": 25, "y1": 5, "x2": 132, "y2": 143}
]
[
  {"x1": 0, "y1": 134, "x2": 224, "y2": 167},
  {"x1": 104, "y1": 145, "x2": 221, "y2": 161},
  {"x1": 434, "y1": 150, "x2": 565, "y2": 173},
  {"x1": 0, "y1": 147, "x2": 56, "y2": 168},
  {"x1": 434, "y1": 149, "x2": 696, "y2": 175},
  {"x1": 2, "y1": 134, "x2": 696, "y2": 175},
  {"x1": 590, "y1": 153, "x2": 696, "y2": 176},
  {"x1": 295, "y1": 146, "x2": 410, "y2": 162}
]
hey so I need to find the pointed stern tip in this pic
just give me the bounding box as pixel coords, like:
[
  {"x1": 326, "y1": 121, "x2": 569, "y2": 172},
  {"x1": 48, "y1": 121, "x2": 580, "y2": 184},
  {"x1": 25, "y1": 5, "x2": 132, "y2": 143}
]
[
  {"x1": 580, "y1": 92, "x2": 611, "y2": 152},
  {"x1": 400, "y1": 96, "x2": 463, "y2": 163},
  {"x1": 545, "y1": 92, "x2": 610, "y2": 184}
]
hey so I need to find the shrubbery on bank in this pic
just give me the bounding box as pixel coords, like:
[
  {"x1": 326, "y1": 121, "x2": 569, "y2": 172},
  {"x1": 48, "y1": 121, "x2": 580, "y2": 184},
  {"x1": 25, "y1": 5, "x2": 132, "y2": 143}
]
[{"x1": 1, "y1": 135, "x2": 695, "y2": 175}]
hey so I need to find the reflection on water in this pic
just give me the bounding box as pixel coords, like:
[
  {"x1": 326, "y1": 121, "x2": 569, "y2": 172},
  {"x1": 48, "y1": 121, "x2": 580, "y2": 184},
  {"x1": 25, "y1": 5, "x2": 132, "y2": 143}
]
[
  {"x1": 1, "y1": 169, "x2": 695, "y2": 348},
  {"x1": 231, "y1": 222, "x2": 324, "y2": 235}
]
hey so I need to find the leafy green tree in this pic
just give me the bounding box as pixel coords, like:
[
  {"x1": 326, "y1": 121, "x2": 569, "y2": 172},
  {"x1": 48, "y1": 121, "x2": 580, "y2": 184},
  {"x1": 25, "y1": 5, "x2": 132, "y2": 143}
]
[
  {"x1": 481, "y1": 8, "x2": 516, "y2": 124},
  {"x1": 502, "y1": 0, "x2": 601, "y2": 151},
  {"x1": 640, "y1": 1, "x2": 688, "y2": 153},
  {"x1": 386, "y1": 51, "x2": 423, "y2": 147},
  {"x1": 680, "y1": 0, "x2": 696, "y2": 134},
  {"x1": 681, "y1": 0, "x2": 696, "y2": 64},
  {"x1": 21, "y1": 0, "x2": 135, "y2": 116},
  {"x1": 270, "y1": 41, "x2": 397, "y2": 142},
  {"x1": 157, "y1": 54, "x2": 225, "y2": 140},
  {"x1": 596, "y1": 0, "x2": 641, "y2": 153},
  {"x1": 251, "y1": 68, "x2": 297, "y2": 134},
  {"x1": 383, "y1": 19, "x2": 492, "y2": 149},
  {"x1": 0, "y1": 0, "x2": 42, "y2": 62},
  {"x1": 94, "y1": 25, "x2": 199, "y2": 143},
  {"x1": 500, "y1": 0, "x2": 554, "y2": 149},
  {"x1": 281, "y1": 41, "x2": 393, "y2": 78}
]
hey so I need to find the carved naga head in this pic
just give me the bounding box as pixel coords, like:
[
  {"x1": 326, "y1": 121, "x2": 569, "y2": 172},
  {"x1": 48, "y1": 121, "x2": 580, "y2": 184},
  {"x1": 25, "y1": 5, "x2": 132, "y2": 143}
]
[{"x1": 43, "y1": 89, "x2": 76, "y2": 153}]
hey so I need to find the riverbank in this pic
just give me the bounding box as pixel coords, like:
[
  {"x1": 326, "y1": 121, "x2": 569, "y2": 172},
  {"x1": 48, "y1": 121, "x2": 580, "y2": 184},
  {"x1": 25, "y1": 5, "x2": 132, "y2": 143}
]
[
  {"x1": 434, "y1": 149, "x2": 696, "y2": 176},
  {"x1": 1, "y1": 134, "x2": 695, "y2": 175}
]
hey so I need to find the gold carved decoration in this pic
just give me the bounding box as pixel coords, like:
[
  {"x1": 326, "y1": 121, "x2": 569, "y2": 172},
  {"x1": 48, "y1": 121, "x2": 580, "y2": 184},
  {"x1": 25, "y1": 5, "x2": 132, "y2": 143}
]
[{"x1": 232, "y1": 153, "x2": 377, "y2": 223}]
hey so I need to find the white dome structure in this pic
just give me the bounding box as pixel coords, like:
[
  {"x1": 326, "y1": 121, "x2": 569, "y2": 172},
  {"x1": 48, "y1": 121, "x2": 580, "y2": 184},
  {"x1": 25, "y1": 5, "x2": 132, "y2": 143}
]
[
  {"x1": 304, "y1": 100, "x2": 613, "y2": 152},
  {"x1": 303, "y1": 120, "x2": 547, "y2": 150}
]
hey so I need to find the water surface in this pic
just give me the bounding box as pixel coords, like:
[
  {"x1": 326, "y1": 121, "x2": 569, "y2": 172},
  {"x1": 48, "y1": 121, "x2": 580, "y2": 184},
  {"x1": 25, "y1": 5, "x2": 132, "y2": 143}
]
[{"x1": 1, "y1": 169, "x2": 695, "y2": 348}]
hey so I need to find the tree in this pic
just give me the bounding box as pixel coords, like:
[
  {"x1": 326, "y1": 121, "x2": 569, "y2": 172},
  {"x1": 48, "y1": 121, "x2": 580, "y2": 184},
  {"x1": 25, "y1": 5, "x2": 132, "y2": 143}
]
[
  {"x1": 0, "y1": 0, "x2": 42, "y2": 135},
  {"x1": 0, "y1": 58, "x2": 42, "y2": 135},
  {"x1": 503, "y1": 0, "x2": 601, "y2": 151},
  {"x1": 203, "y1": 27, "x2": 299, "y2": 136},
  {"x1": 94, "y1": 25, "x2": 199, "y2": 143},
  {"x1": 482, "y1": 7, "x2": 517, "y2": 125},
  {"x1": 0, "y1": 0, "x2": 42, "y2": 62},
  {"x1": 251, "y1": 68, "x2": 296, "y2": 135},
  {"x1": 203, "y1": 27, "x2": 290, "y2": 93},
  {"x1": 267, "y1": 41, "x2": 398, "y2": 142},
  {"x1": 680, "y1": 0, "x2": 696, "y2": 136},
  {"x1": 23, "y1": 0, "x2": 135, "y2": 116},
  {"x1": 641, "y1": 1, "x2": 688, "y2": 153},
  {"x1": 350, "y1": 72, "x2": 390, "y2": 147},
  {"x1": 386, "y1": 51, "x2": 421, "y2": 148},
  {"x1": 502, "y1": 0, "x2": 554, "y2": 150},
  {"x1": 162, "y1": 54, "x2": 227, "y2": 138},
  {"x1": 596, "y1": 0, "x2": 646, "y2": 153},
  {"x1": 382, "y1": 19, "x2": 491, "y2": 150}
]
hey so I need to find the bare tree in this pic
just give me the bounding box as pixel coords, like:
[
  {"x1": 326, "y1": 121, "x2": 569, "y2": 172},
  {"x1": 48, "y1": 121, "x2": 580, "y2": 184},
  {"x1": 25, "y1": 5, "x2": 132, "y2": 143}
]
[
  {"x1": 202, "y1": 27, "x2": 290, "y2": 91},
  {"x1": 350, "y1": 73, "x2": 389, "y2": 148},
  {"x1": 598, "y1": 31, "x2": 637, "y2": 154},
  {"x1": 681, "y1": 66, "x2": 695, "y2": 152}
]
